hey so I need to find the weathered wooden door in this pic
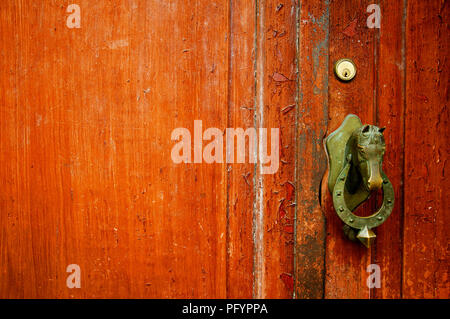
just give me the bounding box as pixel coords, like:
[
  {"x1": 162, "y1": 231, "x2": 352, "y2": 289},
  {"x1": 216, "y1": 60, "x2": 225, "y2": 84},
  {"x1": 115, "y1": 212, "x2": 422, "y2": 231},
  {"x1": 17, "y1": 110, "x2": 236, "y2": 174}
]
[{"x1": 0, "y1": 1, "x2": 447, "y2": 298}]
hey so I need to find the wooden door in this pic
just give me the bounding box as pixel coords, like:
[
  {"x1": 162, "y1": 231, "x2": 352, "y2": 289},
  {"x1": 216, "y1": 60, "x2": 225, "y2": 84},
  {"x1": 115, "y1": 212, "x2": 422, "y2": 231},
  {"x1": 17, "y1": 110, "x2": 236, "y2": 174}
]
[{"x1": 0, "y1": 0, "x2": 447, "y2": 299}]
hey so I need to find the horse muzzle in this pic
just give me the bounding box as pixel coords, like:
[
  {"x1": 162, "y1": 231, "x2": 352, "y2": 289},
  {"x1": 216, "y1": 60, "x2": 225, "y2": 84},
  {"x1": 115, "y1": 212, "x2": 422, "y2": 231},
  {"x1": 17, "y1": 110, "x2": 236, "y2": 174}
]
[{"x1": 367, "y1": 160, "x2": 383, "y2": 191}]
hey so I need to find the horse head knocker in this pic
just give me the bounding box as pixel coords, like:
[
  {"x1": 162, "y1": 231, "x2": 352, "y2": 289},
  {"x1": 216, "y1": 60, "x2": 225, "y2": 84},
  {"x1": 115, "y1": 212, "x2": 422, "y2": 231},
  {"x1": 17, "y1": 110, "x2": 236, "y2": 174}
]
[{"x1": 324, "y1": 114, "x2": 394, "y2": 248}]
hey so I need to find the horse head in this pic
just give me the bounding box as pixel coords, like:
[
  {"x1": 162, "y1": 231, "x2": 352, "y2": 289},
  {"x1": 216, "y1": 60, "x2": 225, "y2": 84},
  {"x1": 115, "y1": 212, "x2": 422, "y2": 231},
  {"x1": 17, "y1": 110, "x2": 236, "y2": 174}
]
[{"x1": 349, "y1": 124, "x2": 386, "y2": 192}]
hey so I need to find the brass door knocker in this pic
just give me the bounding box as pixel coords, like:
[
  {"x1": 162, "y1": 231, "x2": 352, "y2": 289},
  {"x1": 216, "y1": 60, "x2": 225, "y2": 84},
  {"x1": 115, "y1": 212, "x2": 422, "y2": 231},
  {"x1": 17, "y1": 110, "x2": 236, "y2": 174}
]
[{"x1": 324, "y1": 114, "x2": 394, "y2": 248}]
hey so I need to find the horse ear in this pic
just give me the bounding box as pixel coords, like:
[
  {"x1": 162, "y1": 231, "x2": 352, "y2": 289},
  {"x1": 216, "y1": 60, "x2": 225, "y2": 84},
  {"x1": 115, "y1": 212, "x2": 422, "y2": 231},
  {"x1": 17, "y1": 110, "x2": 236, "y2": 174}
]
[
  {"x1": 378, "y1": 127, "x2": 386, "y2": 133},
  {"x1": 362, "y1": 125, "x2": 370, "y2": 133}
]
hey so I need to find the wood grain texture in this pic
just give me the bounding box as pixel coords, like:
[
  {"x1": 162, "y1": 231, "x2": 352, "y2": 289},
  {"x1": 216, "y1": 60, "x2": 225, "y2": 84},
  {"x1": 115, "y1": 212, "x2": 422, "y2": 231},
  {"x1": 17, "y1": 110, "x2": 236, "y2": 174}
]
[
  {"x1": 0, "y1": 0, "x2": 448, "y2": 299},
  {"x1": 403, "y1": 0, "x2": 449, "y2": 299},
  {"x1": 323, "y1": 0, "x2": 377, "y2": 299},
  {"x1": 372, "y1": 0, "x2": 405, "y2": 299},
  {"x1": 294, "y1": 0, "x2": 329, "y2": 299},
  {"x1": 257, "y1": 0, "x2": 297, "y2": 298},
  {"x1": 0, "y1": 0, "x2": 230, "y2": 298},
  {"x1": 226, "y1": 0, "x2": 255, "y2": 298}
]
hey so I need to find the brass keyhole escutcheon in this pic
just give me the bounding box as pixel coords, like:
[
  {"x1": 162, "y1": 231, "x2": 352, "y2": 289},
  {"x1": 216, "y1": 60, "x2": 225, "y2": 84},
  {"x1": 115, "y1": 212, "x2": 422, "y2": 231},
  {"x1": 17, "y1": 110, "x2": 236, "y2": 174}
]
[{"x1": 334, "y1": 58, "x2": 357, "y2": 81}]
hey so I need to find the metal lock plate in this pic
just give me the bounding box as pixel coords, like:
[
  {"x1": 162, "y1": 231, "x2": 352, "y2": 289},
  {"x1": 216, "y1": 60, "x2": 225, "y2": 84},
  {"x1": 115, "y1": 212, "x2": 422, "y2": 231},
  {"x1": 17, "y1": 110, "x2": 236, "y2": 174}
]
[{"x1": 334, "y1": 58, "x2": 357, "y2": 81}]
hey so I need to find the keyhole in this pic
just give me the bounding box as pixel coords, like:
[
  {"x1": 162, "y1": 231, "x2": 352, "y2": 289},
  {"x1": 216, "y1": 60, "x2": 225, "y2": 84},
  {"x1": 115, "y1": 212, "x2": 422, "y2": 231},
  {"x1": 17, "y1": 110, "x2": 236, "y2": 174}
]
[
  {"x1": 343, "y1": 69, "x2": 350, "y2": 78},
  {"x1": 334, "y1": 59, "x2": 356, "y2": 81}
]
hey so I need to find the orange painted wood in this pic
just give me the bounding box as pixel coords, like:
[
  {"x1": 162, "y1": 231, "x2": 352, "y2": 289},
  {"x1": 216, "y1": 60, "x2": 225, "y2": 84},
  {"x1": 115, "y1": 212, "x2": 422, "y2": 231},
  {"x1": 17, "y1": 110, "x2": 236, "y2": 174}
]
[
  {"x1": 402, "y1": 0, "x2": 449, "y2": 299},
  {"x1": 372, "y1": 0, "x2": 405, "y2": 299},
  {"x1": 0, "y1": 0, "x2": 230, "y2": 298},
  {"x1": 257, "y1": 0, "x2": 297, "y2": 298},
  {"x1": 226, "y1": 0, "x2": 256, "y2": 298},
  {"x1": 0, "y1": 0, "x2": 448, "y2": 299},
  {"x1": 294, "y1": 0, "x2": 329, "y2": 299},
  {"x1": 323, "y1": 0, "x2": 377, "y2": 299}
]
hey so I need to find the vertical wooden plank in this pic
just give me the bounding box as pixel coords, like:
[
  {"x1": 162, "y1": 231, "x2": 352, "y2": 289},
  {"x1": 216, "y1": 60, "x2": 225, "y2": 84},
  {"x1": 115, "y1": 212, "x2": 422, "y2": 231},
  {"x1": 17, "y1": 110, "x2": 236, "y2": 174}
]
[
  {"x1": 91, "y1": 0, "x2": 229, "y2": 298},
  {"x1": 0, "y1": 0, "x2": 72, "y2": 298},
  {"x1": 0, "y1": 0, "x2": 230, "y2": 298},
  {"x1": 255, "y1": 0, "x2": 298, "y2": 298},
  {"x1": 294, "y1": 0, "x2": 329, "y2": 299},
  {"x1": 323, "y1": 0, "x2": 377, "y2": 299},
  {"x1": 62, "y1": 0, "x2": 136, "y2": 298},
  {"x1": 0, "y1": 0, "x2": 37, "y2": 298},
  {"x1": 254, "y1": 0, "x2": 266, "y2": 297},
  {"x1": 226, "y1": 0, "x2": 256, "y2": 298},
  {"x1": 403, "y1": 0, "x2": 449, "y2": 299},
  {"x1": 372, "y1": 0, "x2": 405, "y2": 299}
]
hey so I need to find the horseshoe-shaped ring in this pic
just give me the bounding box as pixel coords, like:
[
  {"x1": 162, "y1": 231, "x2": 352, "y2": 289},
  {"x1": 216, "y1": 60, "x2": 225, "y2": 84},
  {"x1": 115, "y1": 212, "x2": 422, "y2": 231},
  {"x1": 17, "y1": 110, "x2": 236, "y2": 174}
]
[{"x1": 332, "y1": 154, "x2": 395, "y2": 247}]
